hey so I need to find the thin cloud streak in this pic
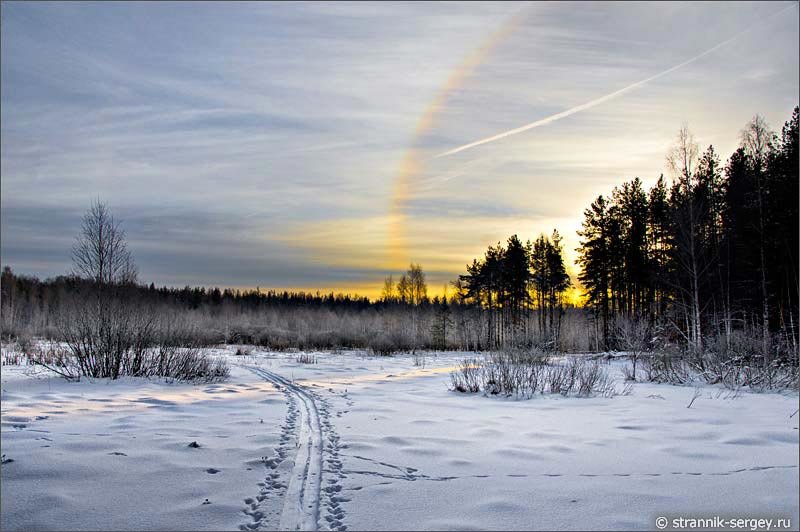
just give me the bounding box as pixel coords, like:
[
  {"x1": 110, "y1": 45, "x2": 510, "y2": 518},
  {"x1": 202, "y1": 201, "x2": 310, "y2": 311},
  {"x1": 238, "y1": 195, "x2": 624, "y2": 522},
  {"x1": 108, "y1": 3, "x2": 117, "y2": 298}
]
[{"x1": 435, "y1": 2, "x2": 797, "y2": 159}]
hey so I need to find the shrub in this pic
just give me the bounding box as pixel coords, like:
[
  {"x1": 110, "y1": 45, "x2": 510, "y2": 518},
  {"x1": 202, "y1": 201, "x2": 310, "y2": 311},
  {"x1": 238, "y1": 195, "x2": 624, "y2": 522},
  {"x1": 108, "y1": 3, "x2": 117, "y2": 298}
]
[
  {"x1": 28, "y1": 345, "x2": 81, "y2": 380},
  {"x1": 46, "y1": 296, "x2": 228, "y2": 382},
  {"x1": 368, "y1": 331, "x2": 414, "y2": 356},
  {"x1": 295, "y1": 353, "x2": 317, "y2": 364},
  {"x1": 31, "y1": 341, "x2": 228, "y2": 382},
  {"x1": 450, "y1": 352, "x2": 618, "y2": 398},
  {"x1": 575, "y1": 358, "x2": 612, "y2": 396},
  {"x1": 16, "y1": 334, "x2": 34, "y2": 355},
  {"x1": 258, "y1": 330, "x2": 296, "y2": 351},
  {"x1": 449, "y1": 358, "x2": 482, "y2": 393},
  {"x1": 615, "y1": 317, "x2": 653, "y2": 381},
  {"x1": 634, "y1": 336, "x2": 799, "y2": 391}
]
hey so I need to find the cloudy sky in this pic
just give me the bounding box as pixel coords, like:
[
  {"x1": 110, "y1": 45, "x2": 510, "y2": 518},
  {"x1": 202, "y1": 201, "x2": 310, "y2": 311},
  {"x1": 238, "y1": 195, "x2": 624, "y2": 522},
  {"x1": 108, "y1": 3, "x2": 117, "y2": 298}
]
[{"x1": 2, "y1": 1, "x2": 798, "y2": 297}]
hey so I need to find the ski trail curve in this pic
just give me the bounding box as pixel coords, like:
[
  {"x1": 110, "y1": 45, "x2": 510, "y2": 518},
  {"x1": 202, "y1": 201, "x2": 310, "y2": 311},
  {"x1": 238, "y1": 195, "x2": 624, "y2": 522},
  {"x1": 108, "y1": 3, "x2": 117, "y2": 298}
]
[{"x1": 248, "y1": 366, "x2": 323, "y2": 531}]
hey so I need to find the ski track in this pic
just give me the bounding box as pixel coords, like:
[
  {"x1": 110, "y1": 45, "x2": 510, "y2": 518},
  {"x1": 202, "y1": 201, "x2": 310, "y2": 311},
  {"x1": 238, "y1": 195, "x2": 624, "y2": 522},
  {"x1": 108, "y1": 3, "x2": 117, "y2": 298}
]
[{"x1": 242, "y1": 366, "x2": 346, "y2": 532}]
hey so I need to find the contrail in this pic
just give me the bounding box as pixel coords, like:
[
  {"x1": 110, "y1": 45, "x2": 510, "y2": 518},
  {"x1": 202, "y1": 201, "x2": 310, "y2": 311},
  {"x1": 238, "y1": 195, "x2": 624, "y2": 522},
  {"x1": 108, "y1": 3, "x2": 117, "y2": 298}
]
[{"x1": 435, "y1": 3, "x2": 796, "y2": 159}]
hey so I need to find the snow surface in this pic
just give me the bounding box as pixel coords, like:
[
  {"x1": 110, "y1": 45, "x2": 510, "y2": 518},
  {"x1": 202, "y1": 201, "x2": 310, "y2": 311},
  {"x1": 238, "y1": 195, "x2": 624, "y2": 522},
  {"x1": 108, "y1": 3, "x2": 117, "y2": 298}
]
[{"x1": 1, "y1": 348, "x2": 798, "y2": 531}]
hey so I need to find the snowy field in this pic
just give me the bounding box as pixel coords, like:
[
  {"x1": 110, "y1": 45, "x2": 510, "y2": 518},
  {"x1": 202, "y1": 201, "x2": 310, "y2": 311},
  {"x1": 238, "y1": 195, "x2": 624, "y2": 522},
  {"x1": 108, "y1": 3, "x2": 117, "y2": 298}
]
[{"x1": 1, "y1": 347, "x2": 798, "y2": 531}]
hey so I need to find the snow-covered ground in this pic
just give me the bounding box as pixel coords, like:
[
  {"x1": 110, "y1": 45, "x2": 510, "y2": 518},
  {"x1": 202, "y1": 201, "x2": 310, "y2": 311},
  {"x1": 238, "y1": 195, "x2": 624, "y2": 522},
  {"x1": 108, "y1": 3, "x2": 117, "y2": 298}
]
[{"x1": 1, "y1": 348, "x2": 798, "y2": 531}]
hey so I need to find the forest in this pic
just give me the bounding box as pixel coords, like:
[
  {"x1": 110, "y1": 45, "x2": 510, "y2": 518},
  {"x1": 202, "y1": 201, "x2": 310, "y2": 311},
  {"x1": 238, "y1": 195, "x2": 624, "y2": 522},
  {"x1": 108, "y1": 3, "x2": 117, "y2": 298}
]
[
  {"x1": 1, "y1": 107, "x2": 797, "y2": 372},
  {"x1": 577, "y1": 109, "x2": 798, "y2": 361}
]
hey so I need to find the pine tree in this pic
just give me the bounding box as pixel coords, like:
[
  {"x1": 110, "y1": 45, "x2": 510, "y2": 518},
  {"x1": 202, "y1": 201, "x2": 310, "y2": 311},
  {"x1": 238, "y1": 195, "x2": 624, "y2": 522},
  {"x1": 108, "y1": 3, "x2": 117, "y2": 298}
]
[
  {"x1": 648, "y1": 175, "x2": 672, "y2": 317},
  {"x1": 431, "y1": 288, "x2": 452, "y2": 350},
  {"x1": 577, "y1": 195, "x2": 612, "y2": 349},
  {"x1": 545, "y1": 230, "x2": 571, "y2": 346},
  {"x1": 767, "y1": 107, "x2": 799, "y2": 352},
  {"x1": 501, "y1": 235, "x2": 531, "y2": 339}
]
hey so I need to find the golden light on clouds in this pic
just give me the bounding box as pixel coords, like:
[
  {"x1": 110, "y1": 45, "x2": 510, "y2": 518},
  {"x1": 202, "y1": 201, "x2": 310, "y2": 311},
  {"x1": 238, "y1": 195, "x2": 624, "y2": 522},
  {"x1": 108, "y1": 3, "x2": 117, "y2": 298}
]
[{"x1": 282, "y1": 209, "x2": 587, "y2": 300}]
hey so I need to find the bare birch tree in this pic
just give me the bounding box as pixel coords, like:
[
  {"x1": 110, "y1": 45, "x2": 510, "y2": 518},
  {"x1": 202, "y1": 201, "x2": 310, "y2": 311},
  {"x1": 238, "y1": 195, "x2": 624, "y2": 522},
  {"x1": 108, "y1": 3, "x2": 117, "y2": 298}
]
[
  {"x1": 72, "y1": 200, "x2": 137, "y2": 285},
  {"x1": 667, "y1": 125, "x2": 703, "y2": 353},
  {"x1": 740, "y1": 115, "x2": 775, "y2": 358}
]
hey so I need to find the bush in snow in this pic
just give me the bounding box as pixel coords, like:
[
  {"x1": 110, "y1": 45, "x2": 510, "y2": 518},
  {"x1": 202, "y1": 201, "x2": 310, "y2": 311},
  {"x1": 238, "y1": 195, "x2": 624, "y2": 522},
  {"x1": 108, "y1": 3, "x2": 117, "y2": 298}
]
[
  {"x1": 640, "y1": 350, "x2": 693, "y2": 384},
  {"x1": 632, "y1": 334, "x2": 798, "y2": 391},
  {"x1": 449, "y1": 358, "x2": 482, "y2": 393},
  {"x1": 367, "y1": 330, "x2": 415, "y2": 356},
  {"x1": 31, "y1": 338, "x2": 228, "y2": 383},
  {"x1": 41, "y1": 298, "x2": 228, "y2": 382},
  {"x1": 615, "y1": 316, "x2": 653, "y2": 381},
  {"x1": 450, "y1": 351, "x2": 618, "y2": 399},
  {"x1": 295, "y1": 353, "x2": 317, "y2": 364}
]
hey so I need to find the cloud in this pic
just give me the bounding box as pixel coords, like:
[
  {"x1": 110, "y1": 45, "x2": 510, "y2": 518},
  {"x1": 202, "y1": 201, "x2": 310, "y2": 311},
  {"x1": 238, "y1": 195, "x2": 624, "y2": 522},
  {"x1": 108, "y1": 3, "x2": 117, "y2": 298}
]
[
  {"x1": 434, "y1": 2, "x2": 797, "y2": 159},
  {"x1": 1, "y1": 1, "x2": 797, "y2": 295}
]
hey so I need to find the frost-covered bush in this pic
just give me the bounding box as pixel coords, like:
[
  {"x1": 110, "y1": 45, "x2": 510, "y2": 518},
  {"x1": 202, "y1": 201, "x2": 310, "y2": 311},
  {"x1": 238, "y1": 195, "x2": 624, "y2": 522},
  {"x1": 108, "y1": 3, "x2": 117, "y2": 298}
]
[
  {"x1": 640, "y1": 350, "x2": 693, "y2": 384},
  {"x1": 368, "y1": 331, "x2": 415, "y2": 356},
  {"x1": 449, "y1": 358, "x2": 482, "y2": 393},
  {"x1": 450, "y1": 351, "x2": 618, "y2": 398},
  {"x1": 295, "y1": 353, "x2": 317, "y2": 364},
  {"x1": 31, "y1": 341, "x2": 228, "y2": 382},
  {"x1": 615, "y1": 317, "x2": 653, "y2": 381},
  {"x1": 697, "y1": 346, "x2": 798, "y2": 391},
  {"x1": 633, "y1": 336, "x2": 798, "y2": 391},
  {"x1": 43, "y1": 296, "x2": 228, "y2": 382}
]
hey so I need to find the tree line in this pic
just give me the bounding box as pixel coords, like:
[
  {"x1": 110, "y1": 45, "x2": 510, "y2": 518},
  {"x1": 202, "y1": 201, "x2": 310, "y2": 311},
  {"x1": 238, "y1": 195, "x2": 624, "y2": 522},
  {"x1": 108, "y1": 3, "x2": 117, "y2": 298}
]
[
  {"x1": 577, "y1": 107, "x2": 798, "y2": 360},
  {"x1": 454, "y1": 233, "x2": 571, "y2": 349},
  {"x1": 2, "y1": 107, "x2": 796, "y2": 361},
  {"x1": 378, "y1": 235, "x2": 574, "y2": 351}
]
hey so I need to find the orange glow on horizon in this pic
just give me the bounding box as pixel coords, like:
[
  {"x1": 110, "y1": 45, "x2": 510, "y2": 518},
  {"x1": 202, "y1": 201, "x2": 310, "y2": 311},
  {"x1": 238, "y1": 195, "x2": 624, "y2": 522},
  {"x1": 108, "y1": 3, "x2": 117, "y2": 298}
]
[{"x1": 224, "y1": 276, "x2": 587, "y2": 307}]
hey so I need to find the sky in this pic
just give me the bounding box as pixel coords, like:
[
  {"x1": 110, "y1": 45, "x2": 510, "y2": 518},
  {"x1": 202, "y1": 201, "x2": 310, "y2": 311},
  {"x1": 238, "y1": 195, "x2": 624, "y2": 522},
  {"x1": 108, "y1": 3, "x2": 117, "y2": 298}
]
[{"x1": 2, "y1": 1, "x2": 798, "y2": 298}]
